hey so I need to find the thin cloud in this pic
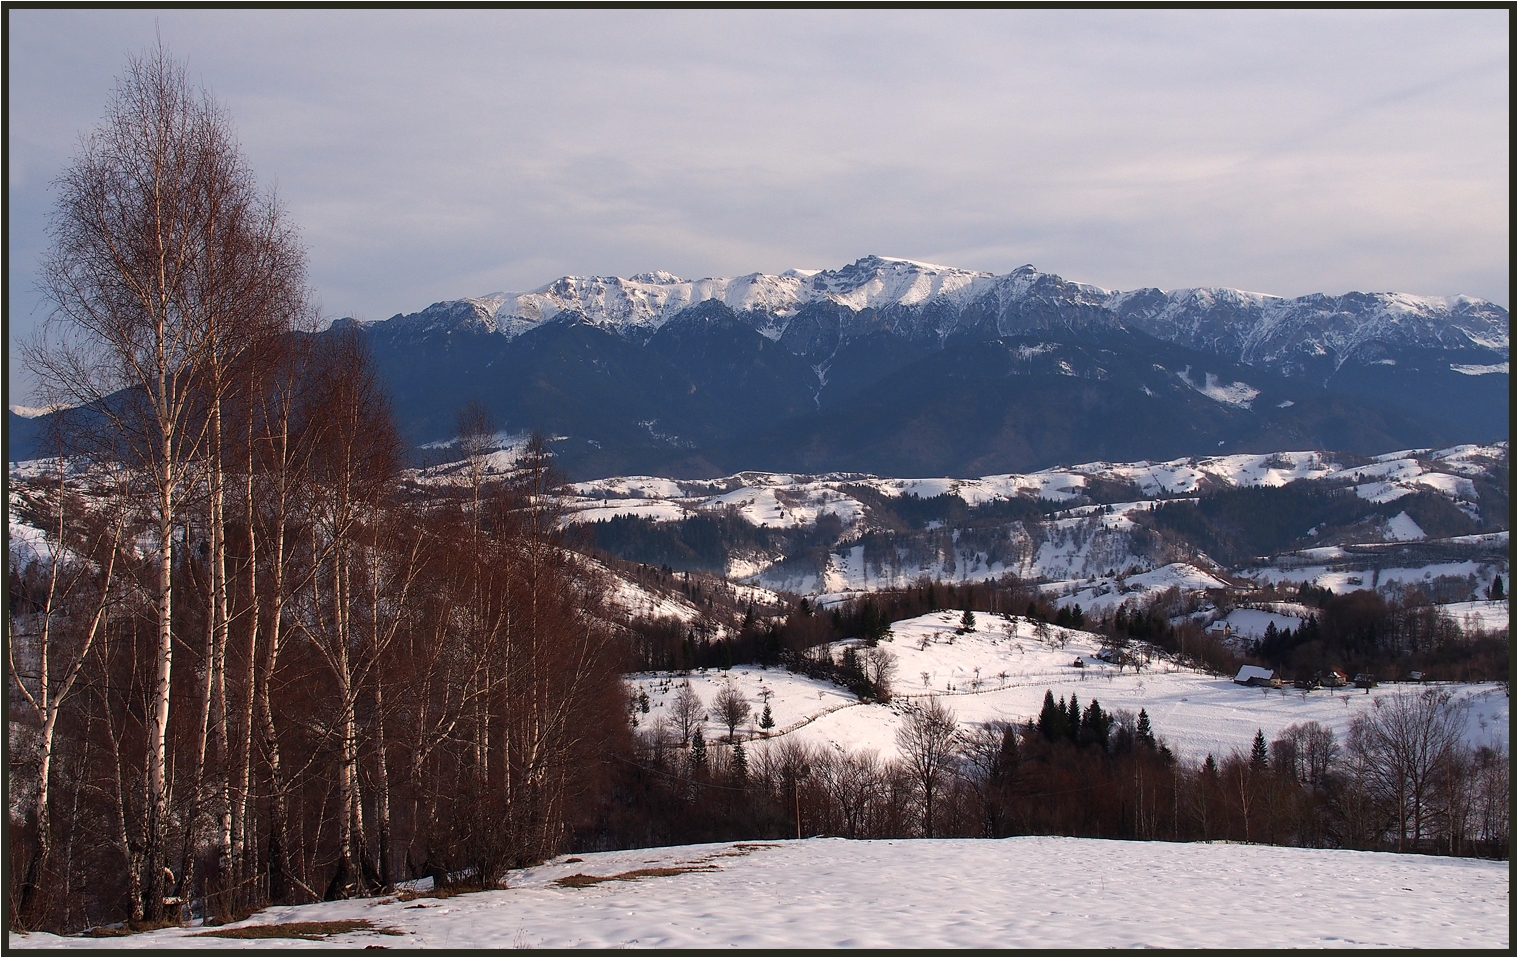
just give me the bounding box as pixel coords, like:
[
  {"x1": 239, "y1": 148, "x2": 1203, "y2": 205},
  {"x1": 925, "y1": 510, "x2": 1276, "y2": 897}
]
[{"x1": 7, "y1": 9, "x2": 1508, "y2": 403}]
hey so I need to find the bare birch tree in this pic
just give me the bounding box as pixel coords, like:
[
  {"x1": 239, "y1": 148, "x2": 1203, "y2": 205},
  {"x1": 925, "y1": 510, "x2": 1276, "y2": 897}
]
[
  {"x1": 29, "y1": 44, "x2": 309, "y2": 922},
  {"x1": 7, "y1": 453, "x2": 127, "y2": 926}
]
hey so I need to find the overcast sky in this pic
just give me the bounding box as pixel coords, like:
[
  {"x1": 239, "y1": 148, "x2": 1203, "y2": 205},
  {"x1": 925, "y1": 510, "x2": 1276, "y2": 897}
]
[{"x1": 7, "y1": 9, "x2": 1510, "y2": 404}]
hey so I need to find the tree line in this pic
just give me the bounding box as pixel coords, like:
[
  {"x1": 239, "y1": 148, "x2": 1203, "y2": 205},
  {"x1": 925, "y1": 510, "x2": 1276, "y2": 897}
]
[
  {"x1": 596, "y1": 687, "x2": 1506, "y2": 859},
  {"x1": 8, "y1": 50, "x2": 625, "y2": 933}
]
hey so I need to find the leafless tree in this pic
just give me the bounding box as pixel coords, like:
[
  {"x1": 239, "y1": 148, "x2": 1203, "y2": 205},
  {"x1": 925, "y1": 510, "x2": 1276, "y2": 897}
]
[
  {"x1": 895, "y1": 697, "x2": 959, "y2": 838},
  {"x1": 815, "y1": 748, "x2": 884, "y2": 838},
  {"x1": 1348, "y1": 688, "x2": 1470, "y2": 851},
  {"x1": 713, "y1": 683, "x2": 751, "y2": 741},
  {"x1": 860, "y1": 646, "x2": 897, "y2": 702},
  {"x1": 457, "y1": 399, "x2": 496, "y2": 510},
  {"x1": 959, "y1": 721, "x2": 1019, "y2": 838},
  {"x1": 28, "y1": 43, "x2": 309, "y2": 922},
  {"x1": 671, "y1": 681, "x2": 702, "y2": 745},
  {"x1": 1270, "y1": 721, "x2": 1338, "y2": 791},
  {"x1": 7, "y1": 453, "x2": 127, "y2": 926},
  {"x1": 293, "y1": 330, "x2": 409, "y2": 899}
]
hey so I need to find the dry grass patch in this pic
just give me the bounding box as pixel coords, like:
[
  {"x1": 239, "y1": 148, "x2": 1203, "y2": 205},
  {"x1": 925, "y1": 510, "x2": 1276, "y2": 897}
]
[
  {"x1": 555, "y1": 864, "x2": 717, "y2": 888},
  {"x1": 195, "y1": 919, "x2": 403, "y2": 941},
  {"x1": 396, "y1": 883, "x2": 472, "y2": 902},
  {"x1": 555, "y1": 843, "x2": 780, "y2": 888},
  {"x1": 84, "y1": 918, "x2": 181, "y2": 937}
]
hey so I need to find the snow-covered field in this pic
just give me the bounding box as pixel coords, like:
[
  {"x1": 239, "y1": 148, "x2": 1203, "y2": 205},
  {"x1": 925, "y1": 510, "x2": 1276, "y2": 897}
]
[
  {"x1": 1441, "y1": 599, "x2": 1511, "y2": 633},
  {"x1": 631, "y1": 613, "x2": 1509, "y2": 763},
  {"x1": 1044, "y1": 561, "x2": 1231, "y2": 613},
  {"x1": 10, "y1": 837, "x2": 1506, "y2": 949},
  {"x1": 1216, "y1": 606, "x2": 1305, "y2": 639},
  {"x1": 1247, "y1": 556, "x2": 1507, "y2": 596}
]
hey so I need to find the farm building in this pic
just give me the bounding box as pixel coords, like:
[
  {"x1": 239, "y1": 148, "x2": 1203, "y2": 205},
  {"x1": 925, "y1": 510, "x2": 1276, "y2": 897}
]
[{"x1": 1234, "y1": 665, "x2": 1280, "y2": 688}]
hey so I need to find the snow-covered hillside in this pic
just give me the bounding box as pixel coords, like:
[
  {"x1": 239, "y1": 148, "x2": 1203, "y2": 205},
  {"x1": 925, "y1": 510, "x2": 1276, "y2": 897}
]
[
  {"x1": 562, "y1": 445, "x2": 1503, "y2": 534},
  {"x1": 13, "y1": 837, "x2": 1505, "y2": 949},
  {"x1": 563, "y1": 449, "x2": 1338, "y2": 515},
  {"x1": 630, "y1": 613, "x2": 1509, "y2": 764},
  {"x1": 557, "y1": 444, "x2": 1508, "y2": 604}
]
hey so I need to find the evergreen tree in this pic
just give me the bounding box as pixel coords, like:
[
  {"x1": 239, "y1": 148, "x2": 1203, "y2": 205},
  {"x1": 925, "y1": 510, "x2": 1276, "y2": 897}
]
[
  {"x1": 759, "y1": 702, "x2": 775, "y2": 730},
  {"x1": 1136, "y1": 708, "x2": 1155, "y2": 749},
  {"x1": 1081, "y1": 699, "x2": 1111, "y2": 751},
  {"x1": 1037, "y1": 691, "x2": 1067, "y2": 741},
  {"x1": 1066, "y1": 694, "x2": 1081, "y2": 743},
  {"x1": 1298, "y1": 615, "x2": 1321, "y2": 644},
  {"x1": 959, "y1": 608, "x2": 977, "y2": 633},
  {"x1": 1203, "y1": 753, "x2": 1219, "y2": 779},
  {"x1": 731, "y1": 740, "x2": 747, "y2": 783},
  {"x1": 1250, "y1": 729, "x2": 1269, "y2": 771},
  {"x1": 1491, "y1": 575, "x2": 1505, "y2": 601},
  {"x1": 690, "y1": 727, "x2": 708, "y2": 773},
  {"x1": 993, "y1": 724, "x2": 1021, "y2": 786},
  {"x1": 860, "y1": 602, "x2": 891, "y2": 646}
]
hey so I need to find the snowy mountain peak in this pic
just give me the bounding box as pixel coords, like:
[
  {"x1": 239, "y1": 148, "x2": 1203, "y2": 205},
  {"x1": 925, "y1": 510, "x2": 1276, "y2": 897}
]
[
  {"x1": 628, "y1": 270, "x2": 685, "y2": 284},
  {"x1": 373, "y1": 257, "x2": 1508, "y2": 373},
  {"x1": 808, "y1": 255, "x2": 994, "y2": 310}
]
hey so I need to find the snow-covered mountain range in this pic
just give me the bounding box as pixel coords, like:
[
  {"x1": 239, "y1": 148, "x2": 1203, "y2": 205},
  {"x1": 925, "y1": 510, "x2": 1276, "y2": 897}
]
[
  {"x1": 11, "y1": 257, "x2": 1505, "y2": 478},
  {"x1": 379, "y1": 255, "x2": 1508, "y2": 374},
  {"x1": 321, "y1": 255, "x2": 1510, "y2": 478}
]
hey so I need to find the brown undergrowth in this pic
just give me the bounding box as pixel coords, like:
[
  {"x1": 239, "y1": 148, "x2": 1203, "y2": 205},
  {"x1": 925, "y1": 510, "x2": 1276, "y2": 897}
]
[
  {"x1": 194, "y1": 919, "x2": 404, "y2": 940},
  {"x1": 555, "y1": 841, "x2": 780, "y2": 888}
]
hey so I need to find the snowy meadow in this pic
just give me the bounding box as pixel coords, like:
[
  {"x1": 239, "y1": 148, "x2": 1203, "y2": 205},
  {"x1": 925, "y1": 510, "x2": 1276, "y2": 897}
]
[
  {"x1": 631, "y1": 611, "x2": 1509, "y2": 764},
  {"x1": 9, "y1": 837, "x2": 1507, "y2": 949}
]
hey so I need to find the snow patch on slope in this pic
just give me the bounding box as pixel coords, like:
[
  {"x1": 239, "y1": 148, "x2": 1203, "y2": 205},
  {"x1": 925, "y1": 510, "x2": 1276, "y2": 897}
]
[
  {"x1": 1451, "y1": 362, "x2": 1508, "y2": 376},
  {"x1": 1176, "y1": 366, "x2": 1260, "y2": 408}
]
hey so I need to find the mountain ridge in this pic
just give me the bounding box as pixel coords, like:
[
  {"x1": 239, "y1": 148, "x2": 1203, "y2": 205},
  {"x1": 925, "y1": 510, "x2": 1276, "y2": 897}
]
[{"x1": 371, "y1": 255, "x2": 1509, "y2": 376}]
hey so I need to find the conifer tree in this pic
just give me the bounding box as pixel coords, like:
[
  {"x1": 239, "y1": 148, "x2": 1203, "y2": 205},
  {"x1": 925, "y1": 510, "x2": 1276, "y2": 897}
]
[
  {"x1": 690, "y1": 727, "x2": 707, "y2": 773},
  {"x1": 1250, "y1": 729, "x2": 1269, "y2": 771},
  {"x1": 759, "y1": 702, "x2": 775, "y2": 730},
  {"x1": 1136, "y1": 709, "x2": 1155, "y2": 748},
  {"x1": 993, "y1": 723, "x2": 1021, "y2": 786},
  {"x1": 841, "y1": 645, "x2": 860, "y2": 680},
  {"x1": 1081, "y1": 700, "x2": 1111, "y2": 751},
  {"x1": 1066, "y1": 694, "x2": 1081, "y2": 743},
  {"x1": 960, "y1": 608, "x2": 976, "y2": 633},
  {"x1": 731, "y1": 740, "x2": 747, "y2": 783},
  {"x1": 1262, "y1": 621, "x2": 1280, "y2": 659},
  {"x1": 1038, "y1": 691, "x2": 1067, "y2": 741}
]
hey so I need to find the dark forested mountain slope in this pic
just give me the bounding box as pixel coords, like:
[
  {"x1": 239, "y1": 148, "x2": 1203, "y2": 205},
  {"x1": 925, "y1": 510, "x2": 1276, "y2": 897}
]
[{"x1": 12, "y1": 256, "x2": 1506, "y2": 477}]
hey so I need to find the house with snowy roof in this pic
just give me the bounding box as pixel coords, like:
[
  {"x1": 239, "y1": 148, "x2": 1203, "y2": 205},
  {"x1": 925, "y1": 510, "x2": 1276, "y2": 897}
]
[{"x1": 1233, "y1": 665, "x2": 1280, "y2": 688}]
